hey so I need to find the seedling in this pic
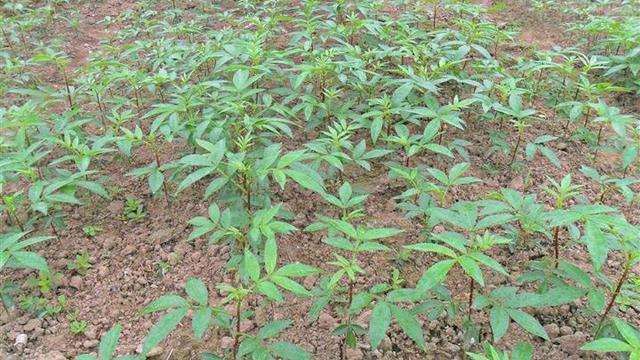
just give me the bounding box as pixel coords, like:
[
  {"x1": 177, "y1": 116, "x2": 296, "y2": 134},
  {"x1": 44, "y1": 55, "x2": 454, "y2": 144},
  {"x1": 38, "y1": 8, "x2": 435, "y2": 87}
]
[
  {"x1": 81, "y1": 225, "x2": 101, "y2": 237},
  {"x1": 122, "y1": 197, "x2": 146, "y2": 221},
  {"x1": 67, "y1": 251, "x2": 92, "y2": 275}
]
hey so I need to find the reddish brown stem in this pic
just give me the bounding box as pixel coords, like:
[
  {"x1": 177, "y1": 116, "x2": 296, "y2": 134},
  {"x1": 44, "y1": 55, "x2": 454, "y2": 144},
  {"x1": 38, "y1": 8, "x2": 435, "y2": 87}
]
[
  {"x1": 596, "y1": 263, "x2": 630, "y2": 333},
  {"x1": 233, "y1": 299, "x2": 242, "y2": 359},
  {"x1": 61, "y1": 67, "x2": 74, "y2": 110},
  {"x1": 553, "y1": 227, "x2": 560, "y2": 269},
  {"x1": 508, "y1": 132, "x2": 523, "y2": 166},
  {"x1": 468, "y1": 277, "x2": 475, "y2": 320}
]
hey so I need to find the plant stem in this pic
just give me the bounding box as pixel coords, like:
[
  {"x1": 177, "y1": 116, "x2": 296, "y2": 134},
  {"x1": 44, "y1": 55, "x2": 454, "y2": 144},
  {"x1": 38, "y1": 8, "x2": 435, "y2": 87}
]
[
  {"x1": 594, "y1": 124, "x2": 604, "y2": 161},
  {"x1": 9, "y1": 210, "x2": 25, "y2": 232},
  {"x1": 583, "y1": 106, "x2": 592, "y2": 128},
  {"x1": 596, "y1": 261, "x2": 630, "y2": 334},
  {"x1": 243, "y1": 173, "x2": 251, "y2": 213},
  {"x1": 341, "y1": 280, "x2": 355, "y2": 360},
  {"x1": 50, "y1": 222, "x2": 60, "y2": 237},
  {"x1": 61, "y1": 66, "x2": 74, "y2": 110},
  {"x1": 553, "y1": 226, "x2": 560, "y2": 269},
  {"x1": 467, "y1": 277, "x2": 475, "y2": 320},
  {"x1": 152, "y1": 147, "x2": 172, "y2": 208},
  {"x1": 508, "y1": 130, "x2": 523, "y2": 166},
  {"x1": 432, "y1": 2, "x2": 437, "y2": 30},
  {"x1": 233, "y1": 299, "x2": 242, "y2": 360}
]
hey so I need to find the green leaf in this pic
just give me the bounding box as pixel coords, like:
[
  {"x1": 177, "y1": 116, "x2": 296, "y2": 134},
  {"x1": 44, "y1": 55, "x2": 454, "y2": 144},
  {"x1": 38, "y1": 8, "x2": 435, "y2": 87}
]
[
  {"x1": 322, "y1": 237, "x2": 354, "y2": 251},
  {"x1": 256, "y1": 281, "x2": 284, "y2": 302},
  {"x1": 284, "y1": 167, "x2": 325, "y2": 194},
  {"x1": 392, "y1": 83, "x2": 413, "y2": 105},
  {"x1": 75, "y1": 355, "x2": 97, "y2": 360},
  {"x1": 362, "y1": 227, "x2": 403, "y2": 240},
  {"x1": 349, "y1": 292, "x2": 373, "y2": 313},
  {"x1": 275, "y1": 263, "x2": 318, "y2": 278},
  {"x1": 581, "y1": 338, "x2": 633, "y2": 352},
  {"x1": 142, "y1": 295, "x2": 187, "y2": 314},
  {"x1": 613, "y1": 318, "x2": 640, "y2": 348},
  {"x1": 489, "y1": 306, "x2": 510, "y2": 342},
  {"x1": 185, "y1": 278, "x2": 208, "y2": 306},
  {"x1": 271, "y1": 275, "x2": 310, "y2": 296},
  {"x1": 512, "y1": 342, "x2": 534, "y2": 360},
  {"x1": 584, "y1": 221, "x2": 608, "y2": 271},
  {"x1": 391, "y1": 305, "x2": 426, "y2": 350},
  {"x1": 507, "y1": 309, "x2": 549, "y2": 340},
  {"x1": 458, "y1": 256, "x2": 484, "y2": 287},
  {"x1": 192, "y1": 308, "x2": 211, "y2": 341},
  {"x1": 177, "y1": 167, "x2": 215, "y2": 193},
  {"x1": 11, "y1": 251, "x2": 48, "y2": 272},
  {"x1": 371, "y1": 118, "x2": 384, "y2": 143},
  {"x1": 47, "y1": 193, "x2": 82, "y2": 205},
  {"x1": 405, "y1": 243, "x2": 456, "y2": 258},
  {"x1": 588, "y1": 288, "x2": 605, "y2": 313},
  {"x1": 148, "y1": 170, "x2": 164, "y2": 194},
  {"x1": 98, "y1": 324, "x2": 122, "y2": 360},
  {"x1": 233, "y1": 69, "x2": 250, "y2": 90},
  {"x1": 370, "y1": 301, "x2": 391, "y2": 350},
  {"x1": 258, "y1": 320, "x2": 292, "y2": 339},
  {"x1": 471, "y1": 253, "x2": 508, "y2": 276},
  {"x1": 539, "y1": 146, "x2": 561, "y2": 168},
  {"x1": 244, "y1": 250, "x2": 260, "y2": 281},
  {"x1": 416, "y1": 259, "x2": 456, "y2": 291},
  {"x1": 143, "y1": 307, "x2": 187, "y2": 354},
  {"x1": 264, "y1": 237, "x2": 277, "y2": 274},
  {"x1": 270, "y1": 341, "x2": 311, "y2": 360}
]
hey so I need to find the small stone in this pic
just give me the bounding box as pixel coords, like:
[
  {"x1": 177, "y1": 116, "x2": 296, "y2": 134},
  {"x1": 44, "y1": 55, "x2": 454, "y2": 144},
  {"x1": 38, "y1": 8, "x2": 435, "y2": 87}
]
[
  {"x1": 32, "y1": 328, "x2": 44, "y2": 339},
  {"x1": 385, "y1": 198, "x2": 397, "y2": 212},
  {"x1": 254, "y1": 307, "x2": 269, "y2": 324},
  {"x1": 190, "y1": 251, "x2": 202, "y2": 262},
  {"x1": 220, "y1": 336, "x2": 234, "y2": 350},
  {"x1": 83, "y1": 340, "x2": 99, "y2": 349},
  {"x1": 445, "y1": 343, "x2": 461, "y2": 354},
  {"x1": 122, "y1": 245, "x2": 136, "y2": 256},
  {"x1": 102, "y1": 236, "x2": 116, "y2": 251},
  {"x1": 433, "y1": 225, "x2": 445, "y2": 234},
  {"x1": 509, "y1": 176, "x2": 524, "y2": 190},
  {"x1": 555, "y1": 332, "x2": 586, "y2": 354},
  {"x1": 97, "y1": 265, "x2": 109, "y2": 276},
  {"x1": 23, "y1": 318, "x2": 42, "y2": 332},
  {"x1": 345, "y1": 347, "x2": 364, "y2": 360},
  {"x1": 148, "y1": 228, "x2": 174, "y2": 245},
  {"x1": 560, "y1": 325, "x2": 573, "y2": 336},
  {"x1": 85, "y1": 326, "x2": 98, "y2": 340},
  {"x1": 14, "y1": 333, "x2": 28, "y2": 348},
  {"x1": 168, "y1": 253, "x2": 179, "y2": 266},
  {"x1": 303, "y1": 275, "x2": 317, "y2": 289},
  {"x1": 136, "y1": 343, "x2": 164, "y2": 355},
  {"x1": 239, "y1": 319, "x2": 254, "y2": 332},
  {"x1": 557, "y1": 142, "x2": 568, "y2": 151},
  {"x1": 380, "y1": 335, "x2": 392, "y2": 352},
  {"x1": 318, "y1": 312, "x2": 337, "y2": 330},
  {"x1": 544, "y1": 323, "x2": 560, "y2": 338},
  {"x1": 36, "y1": 351, "x2": 67, "y2": 360},
  {"x1": 69, "y1": 276, "x2": 83, "y2": 289},
  {"x1": 146, "y1": 346, "x2": 164, "y2": 358},
  {"x1": 16, "y1": 315, "x2": 29, "y2": 325},
  {"x1": 107, "y1": 200, "x2": 124, "y2": 215},
  {"x1": 173, "y1": 242, "x2": 191, "y2": 257}
]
